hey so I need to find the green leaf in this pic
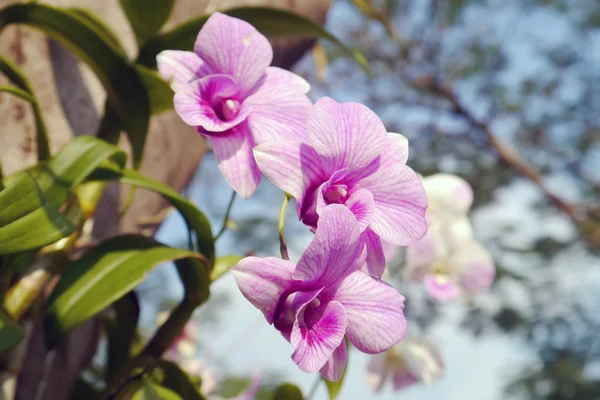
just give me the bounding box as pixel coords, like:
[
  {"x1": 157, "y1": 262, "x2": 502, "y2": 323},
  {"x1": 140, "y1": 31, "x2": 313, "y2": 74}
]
[
  {"x1": 136, "y1": 7, "x2": 370, "y2": 75},
  {"x1": 0, "y1": 85, "x2": 35, "y2": 102},
  {"x1": 0, "y1": 172, "x2": 78, "y2": 254},
  {"x1": 137, "y1": 65, "x2": 174, "y2": 114},
  {"x1": 274, "y1": 383, "x2": 303, "y2": 400},
  {"x1": 119, "y1": 0, "x2": 175, "y2": 46},
  {"x1": 68, "y1": 7, "x2": 127, "y2": 55},
  {"x1": 0, "y1": 308, "x2": 25, "y2": 353},
  {"x1": 154, "y1": 360, "x2": 206, "y2": 400},
  {"x1": 87, "y1": 165, "x2": 215, "y2": 266},
  {"x1": 0, "y1": 56, "x2": 50, "y2": 161},
  {"x1": 0, "y1": 137, "x2": 126, "y2": 242},
  {"x1": 211, "y1": 254, "x2": 243, "y2": 281},
  {"x1": 133, "y1": 377, "x2": 183, "y2": 400},
  {"x1": 0, "y1": 3, "x2": 151, "y2": 166},
  {"x1": 105, "y1": 292, "x2": 140, "y2": 381},
  {"x1": 45, "y1": 235, "x2": 206, "y2": 348}
]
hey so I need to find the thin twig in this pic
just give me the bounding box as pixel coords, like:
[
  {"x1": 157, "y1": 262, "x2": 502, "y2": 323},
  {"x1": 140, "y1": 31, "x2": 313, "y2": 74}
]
[
  {"x1": 214, "y1": 190, "x2": 236, "y2": 241},
  {"x1": 430, "y1": 82, "x2": 581, "y2": 222},
  {"x1": 278, "y1": 194, "x2": 290, "y2": 260}
]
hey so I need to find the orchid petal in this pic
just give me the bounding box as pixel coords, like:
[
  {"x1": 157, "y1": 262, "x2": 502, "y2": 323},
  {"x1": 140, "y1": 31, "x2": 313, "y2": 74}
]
[
  {"x1": 253, "y1": 142, "x2": 326, "y2": 202},
  {"x1": 245, "y1": 67, "x2": 312, "y2": 143},
  {"x1": 315, "y1": 169, "x2": 349, "y2": 215},
  {"x1": 231, "y1": 257, "x2": 296, "y2": 324},
  {"x1": 208, "y1": 123, "x2": 261, "y2": 199},
  {"x1": 423, "y1": 173, "x2": 473, "y2": 215},
  {"x1": 361, "y1": 229, "x2": 386, "y2": 279},
  {"x1": 293, "y1": 205, "x2": 365, "y2": 285},
  {"x1": 451, "y1": 241, "x2": 495, "y2": 295},
  {"x1": 334, "y1": 271, "x2": 407, "y2": 353},
  {"x1": 442, "y1": 216, "x2": 474, "y2": 250},
  {"x1": 423, "y1": 273, "x2": 460, "y2": 303},
  {"x1": 401, "y1": 338, "x2": 445, "y2": 386},
  {"x1": 307, "y1": 97, "x2": 387, "y2": 173},
  {"x1": 357, "y1": 164, "x2": 428, "y2": 246},
  {"x1": 194, "y1": 12, "x2": 272, "y2": 97},
  {"x1": 156, "y1": 50, "x2": 206, "y2": 91},
  {"x1": 173, "y1": 75, "x2": 248, "y2": 132},
  {"x1": 320, "y1": 340, "x2": 347, "y2": 382},
  {"x1": 345, "y1": 188, "x2": 375, "y2": 232},
  {"x1": 385, "y1": 132, "x2": 409, "y2": 165},
  {"x1": 291, "y1": 301, "x2": 347, "y2": 373}
]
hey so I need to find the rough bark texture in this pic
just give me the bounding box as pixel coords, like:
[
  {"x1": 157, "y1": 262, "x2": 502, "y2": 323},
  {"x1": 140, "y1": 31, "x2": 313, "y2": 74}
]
[{"x1": 0, "y1": 0, "x2": 331, "y2": 399}]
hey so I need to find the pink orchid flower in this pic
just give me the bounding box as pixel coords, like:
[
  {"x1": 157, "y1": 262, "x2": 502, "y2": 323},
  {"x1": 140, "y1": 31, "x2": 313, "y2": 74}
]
[
  {"x1": 232, "y1": 205, "x2": 407, "y2": 381},
  {"x1": 254, "y1": 97, "x2": 428, "y2": 277},
  {"x1": 366, "y1": 335, "x2": 444, "y2": 392},
  {"x1": 405, "y1": 174, "x2": 495, "y2": 302},
  {"x1": 157, "y1": 12, "x2": 312, "y2": 198}
]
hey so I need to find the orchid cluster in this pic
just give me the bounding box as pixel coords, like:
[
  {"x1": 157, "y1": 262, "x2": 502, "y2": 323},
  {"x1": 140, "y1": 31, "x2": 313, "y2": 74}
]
[
  {"x1": 157, "y1": 12, "x2": 494, "y2": 386},
  {"x1": 404, "y1": 174, "x2": 496, "y2": 303}
]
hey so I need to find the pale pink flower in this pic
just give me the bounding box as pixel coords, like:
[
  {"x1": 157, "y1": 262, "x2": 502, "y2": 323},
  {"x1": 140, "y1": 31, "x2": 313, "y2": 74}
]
[
  {"x1": 366, "y1": 336, "x2": 444, "y2": 392},
  {"x1": 405, "y1": 174, "x2": 495, "y2": 302}
]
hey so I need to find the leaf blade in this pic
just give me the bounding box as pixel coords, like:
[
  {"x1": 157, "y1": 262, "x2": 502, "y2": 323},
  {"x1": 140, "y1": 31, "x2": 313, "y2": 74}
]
[{"x1": 44, "y1": 235, "x2": 205, "y2": 347}]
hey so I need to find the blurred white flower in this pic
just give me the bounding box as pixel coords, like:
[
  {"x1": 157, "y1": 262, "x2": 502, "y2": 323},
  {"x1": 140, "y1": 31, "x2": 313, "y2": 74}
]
[
  {"x1": 405, "y1": 174, "x2": 495, "y2": 302},
  {"x1": 366, "y1": 336, "x2": 444, "y2": 392}
]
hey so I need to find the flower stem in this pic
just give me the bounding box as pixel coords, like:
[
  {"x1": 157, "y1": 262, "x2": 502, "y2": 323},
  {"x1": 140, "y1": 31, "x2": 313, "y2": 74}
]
[
  {"x1": 278, "y1": 194, "x2": 291, "y2": 260},
  {"x1": 214, "y1": 190, "x2": 236, "y2": 241}
]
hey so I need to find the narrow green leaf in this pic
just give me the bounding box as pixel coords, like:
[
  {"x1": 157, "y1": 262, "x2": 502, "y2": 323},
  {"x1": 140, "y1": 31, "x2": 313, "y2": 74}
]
[
  {"x1": 119, "y1": 0, "x2": 175, "y2": 46},
  {"x1": 137, "y1": 65, "x2": 174, "y2": 114},
  {"x1": 68, "y1": 7, "x2": 127, "y2": 55},
  {"x1": 45, "y1": 235, "x2": 206, "y2": 348},
  {"x1": 0, "y1": 56, "x2": 50, "y2": 161},
  {"x1": 0, "y1": 308, "x2": 25, "y2": 353},
  {"x1": 0, "y1": 3, "x2": 151, "y2": 166},
  {"x1": 87, "y1": 165, "x2": 215, "y2": 266},
  {"x1": 0, "y1": 173, "x2": 78, "y2": 254},
  {"x1": 155, "y1": 360, "x2": 206, "y2": 400},
  {"x1": 274, "y1": 383, "x2": 303, "y2": 400},
  {"x1": 0, "y1": 85, "x2": 36, "y2": 102},
  {"x1": 105, "y1": 292, "x2": 140, "y2": 381},
  {"x1": 133, "y1": 377, "x2": 183, "y2": 400},
  {"x1": 211, "y1": 254, "x2": 243, "y2": 281},
  {"x1": 2, "y1": 136, "x2": 125, "y2": 210},
  {"x1": 137, "y1": 7, "x2": 370, "y2": 76}
]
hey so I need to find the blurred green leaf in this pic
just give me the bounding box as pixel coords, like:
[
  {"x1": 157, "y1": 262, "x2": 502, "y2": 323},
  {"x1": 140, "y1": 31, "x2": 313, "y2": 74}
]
[
  {"x1": 45, "y1": 235, "x2": 206, "y2": 348},
  {"x1": 87, "y1": 165, "x2": 215, "y2": 266},
  {"x1": 120, "y1": 0, "x2": 175, "y2": 46},
  {"x1": 137, "y1": 65, "x2": 174, "y2": 114},
  {"x1": 0, "y1": 56, "x2": 50, "y2": 161},
  {"x1": 105, "y1": 292, "x2": 140, "y2": 381},
  {"x1": 0, "y1": 3, "x2": 151, "y2": 166},
  {"x1": 155, "y1": 360, "x2": 206, "y2": 400},
  {"x1": 137, "y1": 7, "x2": 370, "y2": 75},
  {"x1": 211, "y1": 254, "x2": 243, "y2": 281},
  {"x1": 0, "y1": 85, "x2": 35, "y2": 102},
  {"x1": 274, "y1": 383, "x2": 303, "y2": 400},
  {"x1": 68, "y1": 7, "x2": 127, "y2": 55},
  {"x1": 0, "y1": 308, "x2": 24, "y2": 353},
  {"x1": 0, "y1": 173, "x2": 77, "y2": 255},
  {"x1": 133, "y1": 377, "x2": 183, "y2": 400}
]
